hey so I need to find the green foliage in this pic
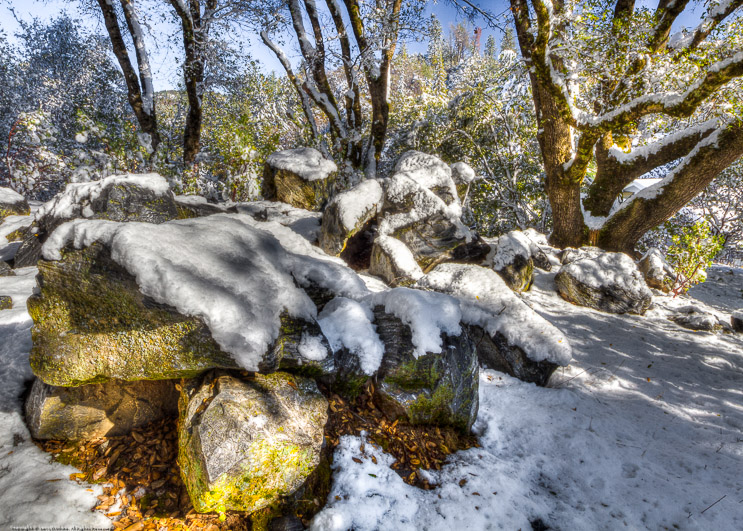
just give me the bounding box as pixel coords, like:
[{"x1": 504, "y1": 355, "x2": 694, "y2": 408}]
[{"x1": 665, "y1": 219, "x2": 725, "y2": 295}]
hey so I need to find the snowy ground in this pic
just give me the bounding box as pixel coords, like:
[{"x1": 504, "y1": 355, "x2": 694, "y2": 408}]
[
  {"x1": 313, "y1": 267, "x2": 743, "y2": 531},
  {"x1": 0, "y1": 255, "x2": 741, "y2": 528}
]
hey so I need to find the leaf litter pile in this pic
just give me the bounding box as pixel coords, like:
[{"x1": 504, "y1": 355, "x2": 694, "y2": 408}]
[{"x1": 37, "y1": 381, "x2": 476, "y2": 529}]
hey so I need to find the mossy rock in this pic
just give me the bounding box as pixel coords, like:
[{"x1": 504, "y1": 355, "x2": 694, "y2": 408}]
[
  {"x1": 28, "y1": 243, "x2": 238, "y2": 386},
  {"x1": 262, "y1": 168, "x2": 336, "y2": 212},
  {"x1": 178, "y1": 371, "x2": 328, "y2": 515},
  {"x1": 494, "y1": 254, "x2": 534, "y2": 293},
  {"x1": 0, "y1": 295, "x2": 11, "y2": 310},
  {"x1": 0, "y1": 188, "x2": 30, "y2": 221},
  {"x1": 372, "y1": 307, "x2": 479, "y2": 433}
]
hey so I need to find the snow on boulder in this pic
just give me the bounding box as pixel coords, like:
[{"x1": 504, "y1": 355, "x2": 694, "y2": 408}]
[
  {"x1": 450, "y1": 162, "x2": 476, "y2": 186},
  {"x1": 236, "y1": 200, "x2": 322, "y2": 244},
  {"x1": 669, "y1": 305, "x2": 721, "y2": 332},
  {"x1": 25, "y1": 378, "x2": 178, "y2": 440},
  {"x1": 178, "y1": 371, "x2": 328, "y2": 515},
  {"x1": 369, "y1": 235, "x2": 424, "y2": 286},
  {"x1": 394, "y1": 150, "x2": 458, "y2": 205},
  {"x1": 733, "y1": 310, "x2": 743, "y2": 333},
  {"x1": 416, "y1": 263, "x2": 571, "y2": 385},
  {"x1": 485, "y1": 231, "x2": 535, "y2": 292},
  {"x1": 175, "y1": 194, "x2": 235, "y2": 218},
  {"x1": 0, "y1": 187, "x2": 30, "y2": 220},
  {"x1": 32, "y1": 214, "x2": 367, "y2": 383},
  {"x1": 14, "y1": 173, "x2": 178, "y2": 268},
  {"x1": 522, "y1": 228, "x2": 558, "y2": 270},
  {"x1": 262, "y1": 147, "x2": 337, "y2": 211},
  {"x1": 638, "y1": 247, "x2": 675, "y2": 293},
  {"x1": 319, "y1": 178, "x2": 384, "y2": 256},
  {"x1": 555, "y1": 251, "x2": 652, "y2": 315}
]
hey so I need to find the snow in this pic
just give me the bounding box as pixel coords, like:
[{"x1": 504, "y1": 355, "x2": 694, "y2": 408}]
[
  {"x1": 558, "y1": 251, "x2": 652, "y2": 301},
  {"x1": 329, "y1": 179, "x2": 384, "y2": 232},
  {"x1": 298, "y1": 333, "x2": 329, "y2": 361},
  {"x1": 450, "y1": 162, "x2": 476, "y2": 185},
  {"x1": 368, "y1": 287, "x2": 462, "y2": 359},
  {"x1": 1, "y1": 214, "x2": 33, "y2": 245},
  {"x1": 317, "y1": 297, "x2": 384, "y2": 374},
  {"x1": 36, "y1": 173, "x2": 171, "y2": 223},
  {"x1": 312, "y1": 267, "x2": 743, "y2": 530},
  {"x1": 373, "y1": 235, "x2": 424, "y2": 282},
  {"x1": 236, "y1": 201, "x2": 322, "y2": 243},
  {"x1": 0, "y1": 187, "x2": 26, "y2": 206},
  {"x1": 0, "y1": 268, "x2": 111, "y2": 528},
  {"x1": 266, "y1": 147, "x2": 337, "y2": 182},
  {"x1": 486, "y1": 230, "x2": 532, "y2": 270},
  {"x1": 41, "y1": 214, "x2": 363, "y2": 371},
  {"x1": 394, "y1": 151, "x2": 458, "y2": 203},
  {"x1": 417, "y1": 263, "x2": 572, "y2": 365}
]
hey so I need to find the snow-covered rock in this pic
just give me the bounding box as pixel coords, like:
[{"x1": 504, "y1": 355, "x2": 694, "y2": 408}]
[
  {"x1": 25, "y1": 377, "x2": 178, "y2": 440},
  {"x1": 450, "y1": 162, "x2": 476, "y2": 186},
  {"x1": 394, "y1": 150, "x2": 458, "y2": 206},
  {"x1": 669, "y1": 305, "x2": 721, "y2": 331},
  {"x1": 0, "y1": 187, "x2": 30, "y2": 220},
  {"x1": 522, "y1": 228, "x2": 557, "y2": 270},
  {"x1": 175, "y1": 194, "x2": 235, "y2": 218},
  {"x1": 485, "y1": 231, "x2": 535, "y2": 292},
  {"x1": 319, "y1": 179, "x2": 384, "y2": 256},
  {"x1": 370, "y1": 306, "x2": 479, "y2": 432},
  {"x1": 638, "y1": 247, "x2": 675, "y2": 293},
  {"x1": 555, "y1": 251, "x2": 652, "y2": 315},
  {"x1": 262, "y1": 147, "x2": 338, "y2": 211},
  {"x1": 236, "y1": 200, "x2": 322, "y2": 244},
  {"x1": 178, "y1": 371, "x2": 328, "y2": 514},
  {"x1": 369, "y1": 235, "x2": 424, "y2": 286},
  {"x1": 15, "y1": 173, "x2": 178, "y2": 267},
  {"x1": 416, "y1": 263, "x2": 572, "y2": 375}
]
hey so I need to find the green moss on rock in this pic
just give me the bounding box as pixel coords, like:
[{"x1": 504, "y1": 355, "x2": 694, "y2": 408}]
[{"x1": 28, "y1": 244, "x2": 237, "y2": 386}]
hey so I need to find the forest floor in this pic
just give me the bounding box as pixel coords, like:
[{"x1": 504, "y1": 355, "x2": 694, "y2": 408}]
[{"x1": 0, "y1": 263, "x2": 741, "y2": 530}]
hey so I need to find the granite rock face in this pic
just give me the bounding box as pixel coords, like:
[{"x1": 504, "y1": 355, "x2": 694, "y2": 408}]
[
  {"x1": 178, "y1": 371, "x2": 328, "y2": 515},
  {"x1": 25, "y1": 378, "x2": 179, "y2": 440}
]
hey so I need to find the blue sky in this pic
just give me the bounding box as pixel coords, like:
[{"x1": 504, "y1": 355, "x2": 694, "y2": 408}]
[
  {"x1": 0, "y1": 0, "x2": 507, "y2": 89},
  {"x1": 0, "y1": 0, "x2": 703, "y2": 90}
]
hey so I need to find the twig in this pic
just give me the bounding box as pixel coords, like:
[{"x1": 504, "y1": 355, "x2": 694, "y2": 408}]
[{"x1": 699, "y1": 494, "x2": 726, "y2": 515}]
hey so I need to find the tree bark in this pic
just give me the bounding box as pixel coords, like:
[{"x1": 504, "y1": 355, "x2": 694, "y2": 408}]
[{"x1": 96, "y1": 0, "x2": 160, "y2": 155}]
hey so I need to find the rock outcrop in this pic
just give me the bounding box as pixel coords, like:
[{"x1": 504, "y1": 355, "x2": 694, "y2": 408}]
[
  {"x1": 669, "y1": 305, "x2": 721, "y2": 331},
  {"x1": 555, "y1": 250, "x2": 652, "y2": 315},
  {"x1": 319, "y1": 179, "x2": 383, "y2": 256},
  {"x1": 262, "y1": 148, "x2": 337, "y2": 211},
  {"x1": 638, "y1": 247, "x2": 675, "y2": 293},
  {"x1": 178, "y1": 371, "x2": 328, "y2": 515}
]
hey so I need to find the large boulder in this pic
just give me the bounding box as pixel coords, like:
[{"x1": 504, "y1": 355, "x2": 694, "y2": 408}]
[
  {"x1": 370, "y1": 306, "x2": 479, "y2": 433},
  {"x1": 14, "y1": 173, "x2": 178, "y2": 267},
  {"x1": 319, "y1": 179, "x2": 384, "y2": 256},
  {"x1": 393, "y1": 151, "x2": 459, "y2": 205},
  {"x1": 27, "y1": 243, "x2": 239, "y2": 386},
  {"x1": 25, "y1": 378, "x2": 179, "y2": 440},
  {"x1": 262, "y1": 148, "x2": 337, "y2": 211},
  {"x1": 669, "y1": 305, "x2": 721, "y2": 332},
  {"x1": 485, "y1": 231, "x2": 535, "y2": 292},
  {"x1": 555, "y1": 251, "x2": 652, "y2": 315},
  {"x1": 416, "y1": 263, "x2": 572, "y2": 385},
  {"x1": 368, "y1": 235, "x2": 424, "y2": 287},
  {"x1": 178, "y1": 371, "x2": 328, "y2": 515},
  {"x1": 0, "y1": 187, "x2": 30, "y2": 220},
  {"x1": 638, "y1": 247, "x2": 675, "y2": 293}
]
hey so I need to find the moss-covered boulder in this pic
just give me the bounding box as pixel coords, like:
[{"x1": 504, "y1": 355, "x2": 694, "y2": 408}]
[
  {"x1": 486, "y1": 232, "x2": 536, "y2": 292},
  {"x1": 319, "y1": 179, "x2": 383, "y2": 256},
  {"x1": 262, "y1": 148, "x2": 337, "y2": 211},
  {"x1": 0, "y1": 187, "x2": 30, "y2": 221},
  {"x1": 178, "y1": 371, "x2": 328, "y2": 515},
  {"x1": 0, "y1": 295, "x2": 11, "y2": 310},
  {"x1": 25, "y1": 377, "x2": 179, "y2": 440},
  {"x1": 372, "y1": 308, "x2": 479, "y2": 433},
  {"x1": 27, "y1": 243, "x2": 239, "y2": 386}
]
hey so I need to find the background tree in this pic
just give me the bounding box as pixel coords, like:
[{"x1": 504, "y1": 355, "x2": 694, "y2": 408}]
[{"x1": 508, "y1": 0, "x2": 743, "y2": 253}]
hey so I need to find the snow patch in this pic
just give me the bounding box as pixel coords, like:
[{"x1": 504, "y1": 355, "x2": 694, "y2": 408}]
[{"x1": 0, "y1": 187, "x2": 26, "y2": 206}]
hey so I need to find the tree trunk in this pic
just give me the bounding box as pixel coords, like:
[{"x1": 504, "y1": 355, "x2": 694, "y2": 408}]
[{"x1": 97, "y1": 0, "x2": 160, "y2": 156}]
